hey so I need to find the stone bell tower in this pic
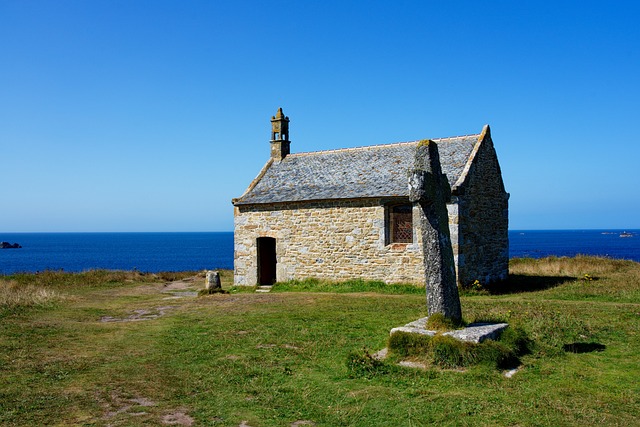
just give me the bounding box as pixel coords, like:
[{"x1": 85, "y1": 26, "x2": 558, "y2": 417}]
[{"x1": 270, "y1": 107, "x2": 290, "y2": 161}]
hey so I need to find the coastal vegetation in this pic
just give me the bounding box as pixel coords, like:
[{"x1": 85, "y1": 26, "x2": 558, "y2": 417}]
[{"x1": 1, "y1": 257, "x2": 638, "y2": 426}]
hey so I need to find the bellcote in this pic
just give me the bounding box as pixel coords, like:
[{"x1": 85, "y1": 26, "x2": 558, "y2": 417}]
[{"x1": 270, "y1": 107, "x2": 290, "y2": 161}]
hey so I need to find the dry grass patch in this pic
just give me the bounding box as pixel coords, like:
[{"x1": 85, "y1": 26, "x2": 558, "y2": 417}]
[
  {"x1": 5, "y1": 269, "x2": 204, "y2": 289},
  {"x1": 0, "y1": 280, "x2": 60, "y2": 309},
  {"x1": 510, "y1": 255, "x2": 635, "y2": 277},
  {"x1": 483, "y1": 257, "x2": 640, "y2": 303}
]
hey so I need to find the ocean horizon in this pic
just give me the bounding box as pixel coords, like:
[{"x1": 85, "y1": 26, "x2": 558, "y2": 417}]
[{"x1": 1, "y1": 229, "x2": 638, "y2": 275}]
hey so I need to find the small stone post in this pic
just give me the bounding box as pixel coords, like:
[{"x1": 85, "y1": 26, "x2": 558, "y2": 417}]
[
  {"x1": 408, "y1": 140, "x2": 462, "y2": 322},
  {"x1": 205, "y1": 270, "x2": 221, "y2": 290}
]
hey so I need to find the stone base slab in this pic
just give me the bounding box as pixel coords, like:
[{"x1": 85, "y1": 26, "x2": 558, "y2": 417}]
[{"x1": 390, "y1": 317, "x2": 508, "y2": 343}]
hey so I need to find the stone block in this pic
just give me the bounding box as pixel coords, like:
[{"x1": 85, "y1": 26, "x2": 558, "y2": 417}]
[
  {"x1": 390, "y1": 316, "x2": 509, "y2": 343},
  {"x1": 205, "y1": 271, "x2": 221, "y2": 290}
]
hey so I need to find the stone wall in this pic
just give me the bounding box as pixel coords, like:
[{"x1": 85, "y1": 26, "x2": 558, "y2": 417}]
[
  {"x1": 455, "y1": 134, "x2": 509, "y2": 285},
  {"x1": 447, "y1": 201, "x2": 461, "y2": 274},
  {"x1": 234, "y1": 199, "x2": 426, "y2": 286}
]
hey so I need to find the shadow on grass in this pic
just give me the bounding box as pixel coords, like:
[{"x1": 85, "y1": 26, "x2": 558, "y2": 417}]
[
  {"x1": 563, "y1": 342, "x2": 606, "y2": 353},
  {"x1": 486, "y1": 274, "x2": 574, "y2": 295}
]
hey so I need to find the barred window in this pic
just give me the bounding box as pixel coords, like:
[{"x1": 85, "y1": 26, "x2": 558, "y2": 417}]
[{"x1": 388, "y1": 204, "x2": 413, "y2": 244}]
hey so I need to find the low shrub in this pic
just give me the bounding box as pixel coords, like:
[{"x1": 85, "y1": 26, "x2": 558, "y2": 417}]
[
  {"x1": 425, "y1": 313, "x2": 465, "y2": 331},
  {"x1": 198, "y1": 288, "x2": 229, "y2": 296},
  {"x1": 430, "y1": 335, "x2": 467, "y2": 368},
  {"x1": 499, "y1": 325, "x2": 533, "y2": 357},
  {"x1": 388, "y1": 331, "x2": 433, "y2": 357},
  {"x1": 388, "y1": 326, "x2": 531, "y2": 370}
]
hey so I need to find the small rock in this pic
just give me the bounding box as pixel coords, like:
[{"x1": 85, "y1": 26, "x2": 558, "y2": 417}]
[
  {"x1": 372, "y1": 348, "x2": 388, "y2": 360},
  {"x1": 504, "y1": 368, "x2": 519, "y2": 378},
  {"x1": 205, "y1": 271, "x2": 221, "y2": 290},
  {"x1": 256, "y1": 344, "x2": 276, "y2": 349},
  {"x1": 162, "y1": 411, "x2": 194, "y2": 426}
]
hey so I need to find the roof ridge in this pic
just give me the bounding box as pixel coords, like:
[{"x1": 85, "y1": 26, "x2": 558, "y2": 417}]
[
  {"x1": 287, "y1": 133, "x2": 481, "y2": 157},
  {"x1": 288, "y1": 133, "x2": 481, "y2": 158},
  {"x1": 289, "y1": 141, "x2": 418, "y2": 157},
  {"x1": 432, "y1": 132, "x2": 482, "y2": 141}
]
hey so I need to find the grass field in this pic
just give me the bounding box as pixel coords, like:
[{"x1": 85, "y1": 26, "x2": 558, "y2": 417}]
[{"x1": 1, "y1": 257, "x2": 638, "y2": 426}]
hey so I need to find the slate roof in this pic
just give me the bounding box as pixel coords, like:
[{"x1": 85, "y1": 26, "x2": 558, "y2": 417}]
[{"x1": 233, "y1": 133, "x2": 481, "y2": 205}]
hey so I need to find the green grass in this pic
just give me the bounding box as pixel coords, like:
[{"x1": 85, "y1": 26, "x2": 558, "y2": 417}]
[
  {"x1": 271, "y1": 277, "x2": 424, "y2": 294},
  {"x1": 1, "y1": 257, "x2": 639, "y2": 426},
  {"x1": 424, "y1": 312, "x2": 465, "y2": 330}
]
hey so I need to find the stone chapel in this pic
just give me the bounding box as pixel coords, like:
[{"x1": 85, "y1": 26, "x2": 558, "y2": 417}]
[{"x1": 232, "y1": 108, "x2": 509, "y2": 287}]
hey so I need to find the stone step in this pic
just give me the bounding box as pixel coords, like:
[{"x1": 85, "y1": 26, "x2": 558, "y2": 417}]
[
  {"x1": 390, "y1": 317, "x2": 509, "y2": 343},
  {"x1": 256, "y1": 286, "x2": 272, "y2": 293}
]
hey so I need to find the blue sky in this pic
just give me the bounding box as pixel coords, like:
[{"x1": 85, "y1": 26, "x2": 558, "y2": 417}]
[{"x1": 1, "y1": 1, "x2": 638, "y2": 232}]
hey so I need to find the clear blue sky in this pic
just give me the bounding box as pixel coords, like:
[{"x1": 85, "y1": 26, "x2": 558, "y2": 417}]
[{"x1": 1, "y1": 1, "x2": 638, "y2": 232}]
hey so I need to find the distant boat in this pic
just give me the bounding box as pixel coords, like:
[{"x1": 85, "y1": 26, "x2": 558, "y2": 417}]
[{"x1": 620, "y1": 232, "x2": 633, "y2": 238}]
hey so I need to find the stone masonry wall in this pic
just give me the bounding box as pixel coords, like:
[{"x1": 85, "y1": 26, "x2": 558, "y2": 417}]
[
  {"x1": 447, "y1": 201, "x2": 461, "y2": 276},
  {"x1": 234, "y1": 199, "x2": 426, "y2": 286},
  {"x1": 456, "y1": 135, "x2": 509, "y2": 286}
]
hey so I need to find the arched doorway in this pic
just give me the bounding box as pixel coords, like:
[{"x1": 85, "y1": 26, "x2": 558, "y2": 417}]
[{"x1": 257, "y1": 237, "x2": 277, "y2": 285}]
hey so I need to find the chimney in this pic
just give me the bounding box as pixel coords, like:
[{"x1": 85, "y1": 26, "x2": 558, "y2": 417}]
[{"x1": 270, "y1": 107, "x2": 290, "y2": 161}]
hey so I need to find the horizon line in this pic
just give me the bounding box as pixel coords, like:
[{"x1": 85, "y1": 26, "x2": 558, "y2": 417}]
[{"x1": 2, "y1": 228, "x2": 639, "y2": 234}]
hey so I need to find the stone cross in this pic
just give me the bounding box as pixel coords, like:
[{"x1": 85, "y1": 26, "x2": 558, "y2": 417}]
[
  {"x1": 408, "y1": 140, "x2": 462, "y2": 322},
  {"x1": 205, "y1": 270, "x2": 222, "y2": 290}
]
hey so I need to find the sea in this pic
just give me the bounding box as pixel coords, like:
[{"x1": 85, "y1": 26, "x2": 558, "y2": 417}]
[{"x1": 0, "y1": 230, "x2": 639, "y2": 275}]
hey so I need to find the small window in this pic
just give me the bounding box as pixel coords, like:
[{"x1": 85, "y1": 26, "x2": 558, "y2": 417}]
[{"x1": 387, "y1": 204, "x2": 413, "y2": 244}]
